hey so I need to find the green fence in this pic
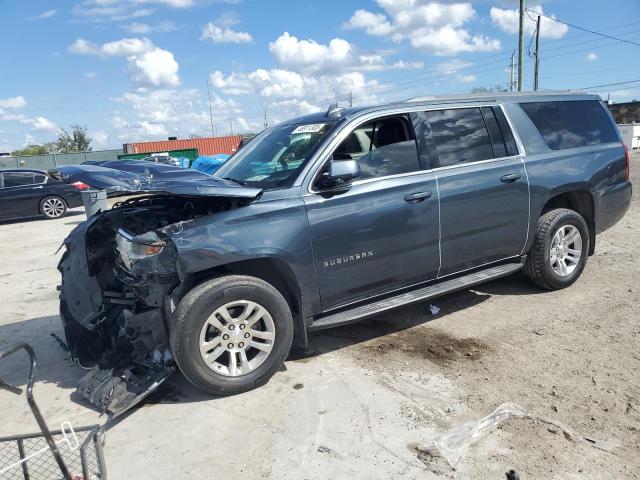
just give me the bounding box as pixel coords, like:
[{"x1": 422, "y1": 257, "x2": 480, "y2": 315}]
[{"x1": 0, "y1": 149, "x2": 124, "y2": 170}]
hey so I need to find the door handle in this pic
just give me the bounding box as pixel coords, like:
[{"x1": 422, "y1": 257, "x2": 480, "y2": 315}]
[
  {"x1": 404, "y1": 191, "x2": 432, "y2": 203},
  {"x1": 500, "y1": 173, "x2": 521, "y2": 183}
]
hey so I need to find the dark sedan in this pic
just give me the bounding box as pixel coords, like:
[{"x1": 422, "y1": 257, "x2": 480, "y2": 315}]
[{"x1": 0, "y1": 168, "x2": 86, "y2": 221}]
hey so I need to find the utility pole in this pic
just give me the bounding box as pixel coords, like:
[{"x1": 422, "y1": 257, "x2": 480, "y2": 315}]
[
  {"x1": 533, "y1": 14, "x2": 541, "y2": 91},
  {"x1": 206, "y1": 78, "x2": 215, "y2": 137},
  {"x1": 348, "y1": 91, "x2": 353, "y2": 107},
  {"x1": 229, "y1": 118, "x2": 234, "y2": 137},
  {"x1": 263, "y1": 106, "x2": 268, "y2": 129},
  {"x1": 510, "y1": 51, "x2": 515, "y2": 92},
  {"x1": 517, "y1": 0, "x2": 525, "y2": 91}
]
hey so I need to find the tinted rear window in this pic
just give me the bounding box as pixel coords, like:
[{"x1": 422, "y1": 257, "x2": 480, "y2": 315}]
[
  {"x1": 520, "y1": 100, "x2": 618, "y2": 150},
  {"x1": 424, "y1": 108, "x2": 494, "y2": 167},
  {"x1": 3, "y1": 172, "x2": 34, "y2": 187}
]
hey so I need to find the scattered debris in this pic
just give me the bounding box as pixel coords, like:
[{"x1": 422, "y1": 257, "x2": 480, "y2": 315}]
[
  {"x1": 506, "y1": 469, "x2": 521, "y2": 480},
  {"x1": 417, "y1": 402, "x2": 526, "y2": 466},
  {"x1": 428, "y1": 304, "x2": 440, "y2": 315},
  {"x1": 416, "y1": 402, "x2": 587, "y2": 467},
  {"x1": 293, "y1": 383, "x2": 304, "y2": 390}
]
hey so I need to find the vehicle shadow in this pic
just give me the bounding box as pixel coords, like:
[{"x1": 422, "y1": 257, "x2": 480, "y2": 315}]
[
  {"x1": 0, "y1": 272, "x2": 544, "y2": 417},
  {"x1": 291, "y1": 271, "x2": 543, "y2": 361}
]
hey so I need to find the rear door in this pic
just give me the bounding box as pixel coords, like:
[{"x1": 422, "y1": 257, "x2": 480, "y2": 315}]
[
  {"x1": 0, "y1": 171, "x2": 40, "y2": 219},
  {"x1": 304, "y1": 114, "x2": 440, "y2": 311},
  {"x1": 421, "y1": 106, "x2": 529, "y2": 276}
]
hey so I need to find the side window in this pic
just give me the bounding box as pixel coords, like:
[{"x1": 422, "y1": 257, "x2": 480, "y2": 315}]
[
  {"x1": 424, "y1": 108, "x2": 494, "y2": 168},
  {"x1": 520, "y1": 100, "x2": 619, "y2": 150},
  {"x1": 2, "y1": 172, "x2": 35, "y2": 188},
  {"x1": 493, "y1": 107, "x2": 519, "y2": 156},
  {"x1": 480, "y1": 107, "x2": 507, "y2": 158},
  {"x1": 332, "y1": 115, "x2": 419, "y2": 180},
  {"x1": 34, "y1": 174, "x2": 47, "y2": 184}
]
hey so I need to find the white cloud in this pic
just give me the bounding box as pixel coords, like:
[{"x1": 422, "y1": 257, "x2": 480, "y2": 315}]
[
  {"x1": 121, "y1": 21, "x2": 176, "y2": 34},
  {"x1": 248, "y1": 68, "x2": 307, "y2": 98},
  {"x1": 490, "y1": 5, "x2": 568, "y2": 39},
  {"x1": 91, "y1": 130, "x2": 110, "y2": 148},
  {"x1": 69, "y1": 37, "x2": 180, "y2": 88},
  {"x1": 201, "y1": 23, "x2": 253, "y2": 44},
  {"x1": 270, "y1": 32, "x2": 353, "y2": 74},
  {"x1": 587, "y1": 52, "x2": 598, "y2": 62},
  {"x1": 210, "y1": 71, "x2": 254, "y2": 95},
  {"x1": 32, "y1": 117, "x2": 57, "y2": 131},
  {"x1": 127, "y1": 47, "x2": 180, "y2": 87},
  {"x1": 102, "y1": 37, "x2": 155, "y2": 56},
  {"x1": 0, "y1": 96, "x2": 27, "y2": 109},
  {"x1": 68, "y1": 38, "x2": 99, "y2": 55},
  {"x1": 33, "y1": 9, "x2": 57, "y2": 19},
  {"x1": 72, "y1": 0, "x2": 196, "y2": 22},
  {"x1": 85, "y1": 71, "x2": 97, "y2": 79},
  {"x1": 345, "y1": 1, "x2": 501, "y2": 56}
]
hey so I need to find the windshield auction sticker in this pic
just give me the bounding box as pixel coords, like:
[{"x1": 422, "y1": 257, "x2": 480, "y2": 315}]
[{"x1": 292, "y1": 123, "x2": 327, "y2": 134}]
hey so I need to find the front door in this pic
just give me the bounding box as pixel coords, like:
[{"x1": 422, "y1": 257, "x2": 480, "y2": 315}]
[{"x1": 303, "y1": 114, "x2": 440, "y2": 311}]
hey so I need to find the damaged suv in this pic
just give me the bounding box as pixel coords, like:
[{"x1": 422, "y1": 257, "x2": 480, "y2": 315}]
[{"x1": 51, "y1": 93, "x2": 631, "y2": 415}]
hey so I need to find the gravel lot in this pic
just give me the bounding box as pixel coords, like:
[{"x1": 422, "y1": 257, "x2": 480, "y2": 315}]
[{"x1": 1, "y1": 152, "x2": 638, "y2": 479}]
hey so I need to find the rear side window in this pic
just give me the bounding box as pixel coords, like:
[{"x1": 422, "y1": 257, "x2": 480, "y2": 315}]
[
  {"x1": 424, "y1": 108, "x2": 494, "y2": 167},
  {"x1": 333, "y1": 115, "x2": 419, "y2": 180},
  {"x1": 2, "y1": 172, "x2": 34, "y2": 187},
  {"x1": 520, "y1": 100, "x2": 618, "y2": 150}
]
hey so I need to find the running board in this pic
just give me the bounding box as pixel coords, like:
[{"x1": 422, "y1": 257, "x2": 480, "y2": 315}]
[{"x1": 309, "y1": 262, "x2": 522, "y2": 331}]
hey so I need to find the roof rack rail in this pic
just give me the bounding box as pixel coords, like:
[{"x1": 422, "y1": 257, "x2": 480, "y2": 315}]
[{"x1": 404, "y1": 90, "x2": 580, "y2": 103}]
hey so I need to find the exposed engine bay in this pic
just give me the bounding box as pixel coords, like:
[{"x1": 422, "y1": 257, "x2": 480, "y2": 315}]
[{"x1": 59, "y1": 194, "x2": 242, "y2": 415}]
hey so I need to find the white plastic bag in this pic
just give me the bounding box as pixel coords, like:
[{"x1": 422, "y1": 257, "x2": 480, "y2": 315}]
[{"x1": 417, "y1": 402, "x2": 526, "y2": 466}]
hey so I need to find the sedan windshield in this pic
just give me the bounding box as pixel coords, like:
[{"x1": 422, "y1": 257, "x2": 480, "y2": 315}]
[{"x1": 216, "y1": 121, "x2": 336, "y2": 189}]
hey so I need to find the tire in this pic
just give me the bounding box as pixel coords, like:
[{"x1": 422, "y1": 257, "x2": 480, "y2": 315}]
[
  {"x1": 40, "y1": 196, "x2": 67, "y2": 219},
  {"x1": 169, "y1": 275, "x2": 294, "y2": 395},
  {"x1": 524, "y1": 208, "x2": 590, "y2": 290}
]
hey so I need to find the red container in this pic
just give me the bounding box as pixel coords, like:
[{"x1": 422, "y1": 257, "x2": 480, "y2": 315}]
[{"x1": 124, "y1": 136, "x2": 242, "y2": 156}]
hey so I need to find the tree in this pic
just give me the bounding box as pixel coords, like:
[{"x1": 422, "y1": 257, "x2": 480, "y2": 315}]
[
  {"x1": 56, "y1": 124, "x2": 92, "y2": 153},
  {"x1": 471, "y1": 84, "x2": 509, "y2": 93},
  {"x1": 12, "y1": 144, "x2": 50, "y2": 156}
]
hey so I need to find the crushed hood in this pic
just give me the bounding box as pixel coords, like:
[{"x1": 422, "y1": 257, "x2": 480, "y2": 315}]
[{"x1": 47, "y1": 160, "x2": 262, "y2": 200}]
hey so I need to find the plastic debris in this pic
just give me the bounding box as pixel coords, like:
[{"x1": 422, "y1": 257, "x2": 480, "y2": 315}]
[
  {"x1": 428, "y1": 304, "x2": 440, "y2": 315},
  {"x1": 418, "y1": 402, "x2": 526, "y2": 466}
]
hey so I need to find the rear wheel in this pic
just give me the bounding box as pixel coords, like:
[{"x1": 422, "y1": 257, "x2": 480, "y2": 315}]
[
  {"x1": 40, "y1": 196, "x2": 67, "y2": 219},
  {"x1": 170, "y1": 275, "x2": 294, "y2": 395},
  {"x1": 524, "y1": 208, "x2": 589, "y2": 290}
]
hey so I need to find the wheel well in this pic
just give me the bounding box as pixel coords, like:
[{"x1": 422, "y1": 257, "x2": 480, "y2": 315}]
[
  {"x1": 185, "y1": 258, "x2": 307, "y2": 348},
  {"x1": 542, "y1": 191, "x2": 595, "y2": 255}
]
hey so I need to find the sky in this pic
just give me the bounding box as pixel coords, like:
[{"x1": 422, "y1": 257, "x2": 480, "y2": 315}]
[{"x1": 1, "y1": 0, "x2": 639, "y2": 152}]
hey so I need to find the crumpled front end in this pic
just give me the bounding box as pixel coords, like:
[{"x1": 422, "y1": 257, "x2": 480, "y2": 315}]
[{"x1": 58, "y1": 194, "x2": 241, "y2": 415}]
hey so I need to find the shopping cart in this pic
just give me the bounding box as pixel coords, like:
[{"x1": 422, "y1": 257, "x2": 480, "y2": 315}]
[{"x1": 0, "y1": 342, "x2": 106, "y2": 479}]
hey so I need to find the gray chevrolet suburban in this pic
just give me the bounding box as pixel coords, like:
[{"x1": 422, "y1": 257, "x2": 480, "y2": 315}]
[{"x1": 50, "y1": 92, "x2": 632, "y2": 415}]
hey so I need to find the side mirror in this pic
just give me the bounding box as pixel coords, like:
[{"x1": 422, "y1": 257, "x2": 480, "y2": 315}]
[{"x1": 318, "y1": 159, "x2": 361, "y2": 189}]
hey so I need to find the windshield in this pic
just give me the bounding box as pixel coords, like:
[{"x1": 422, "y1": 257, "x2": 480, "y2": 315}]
[{"x1": 216, "y1": 121, "x2": 336, "y2": 189}]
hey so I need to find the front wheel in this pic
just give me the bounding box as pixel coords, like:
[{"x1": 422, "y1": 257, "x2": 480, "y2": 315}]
[
  {"x1": 524, "y1": 208, "x2": 590, "y2": 290},
  {"x1": 40, "y1": 196, "x2": 67, "y2": 219},
  {"x1": 169, "y1": 275, "x2": 294, "y2": 395}
]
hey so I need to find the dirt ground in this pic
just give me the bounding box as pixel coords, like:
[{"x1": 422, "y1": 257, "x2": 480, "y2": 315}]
[{"x1": 0, "y1": 152, "x2": 638, "y2": 479}]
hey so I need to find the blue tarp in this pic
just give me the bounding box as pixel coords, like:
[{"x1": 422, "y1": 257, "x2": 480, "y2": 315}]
[{"x1": 191, "y1": 154, "x2": 230, "y2": 175}]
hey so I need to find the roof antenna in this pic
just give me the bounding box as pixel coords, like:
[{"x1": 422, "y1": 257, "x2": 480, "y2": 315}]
[{"x1": 326, "y1": 103, "x2": 344, "y2": 118}]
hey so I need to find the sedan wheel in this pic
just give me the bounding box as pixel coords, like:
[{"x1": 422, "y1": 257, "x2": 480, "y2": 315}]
[{"x1": 41, "y1": 196, "x2": 67, "y2": 219}]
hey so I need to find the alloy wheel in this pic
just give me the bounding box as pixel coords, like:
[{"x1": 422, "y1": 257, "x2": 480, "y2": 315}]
[
  {"x1": 42, "y1": 198, "x2": 65, "y2": 218},
  {"x1": 549, "y1": 224, "x2": 582, "y2": 277},
  {"x1": 199, "y1": 300, "x2": 276, "y2": 376}
]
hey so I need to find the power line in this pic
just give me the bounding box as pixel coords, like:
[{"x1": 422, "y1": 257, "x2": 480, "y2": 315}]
[
  {"x1": 525, "y1": 9, "x2": 640, "y2": 46},
  {"x1": 578, "y1": 79, "x2": 640, "y2": 90}
]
